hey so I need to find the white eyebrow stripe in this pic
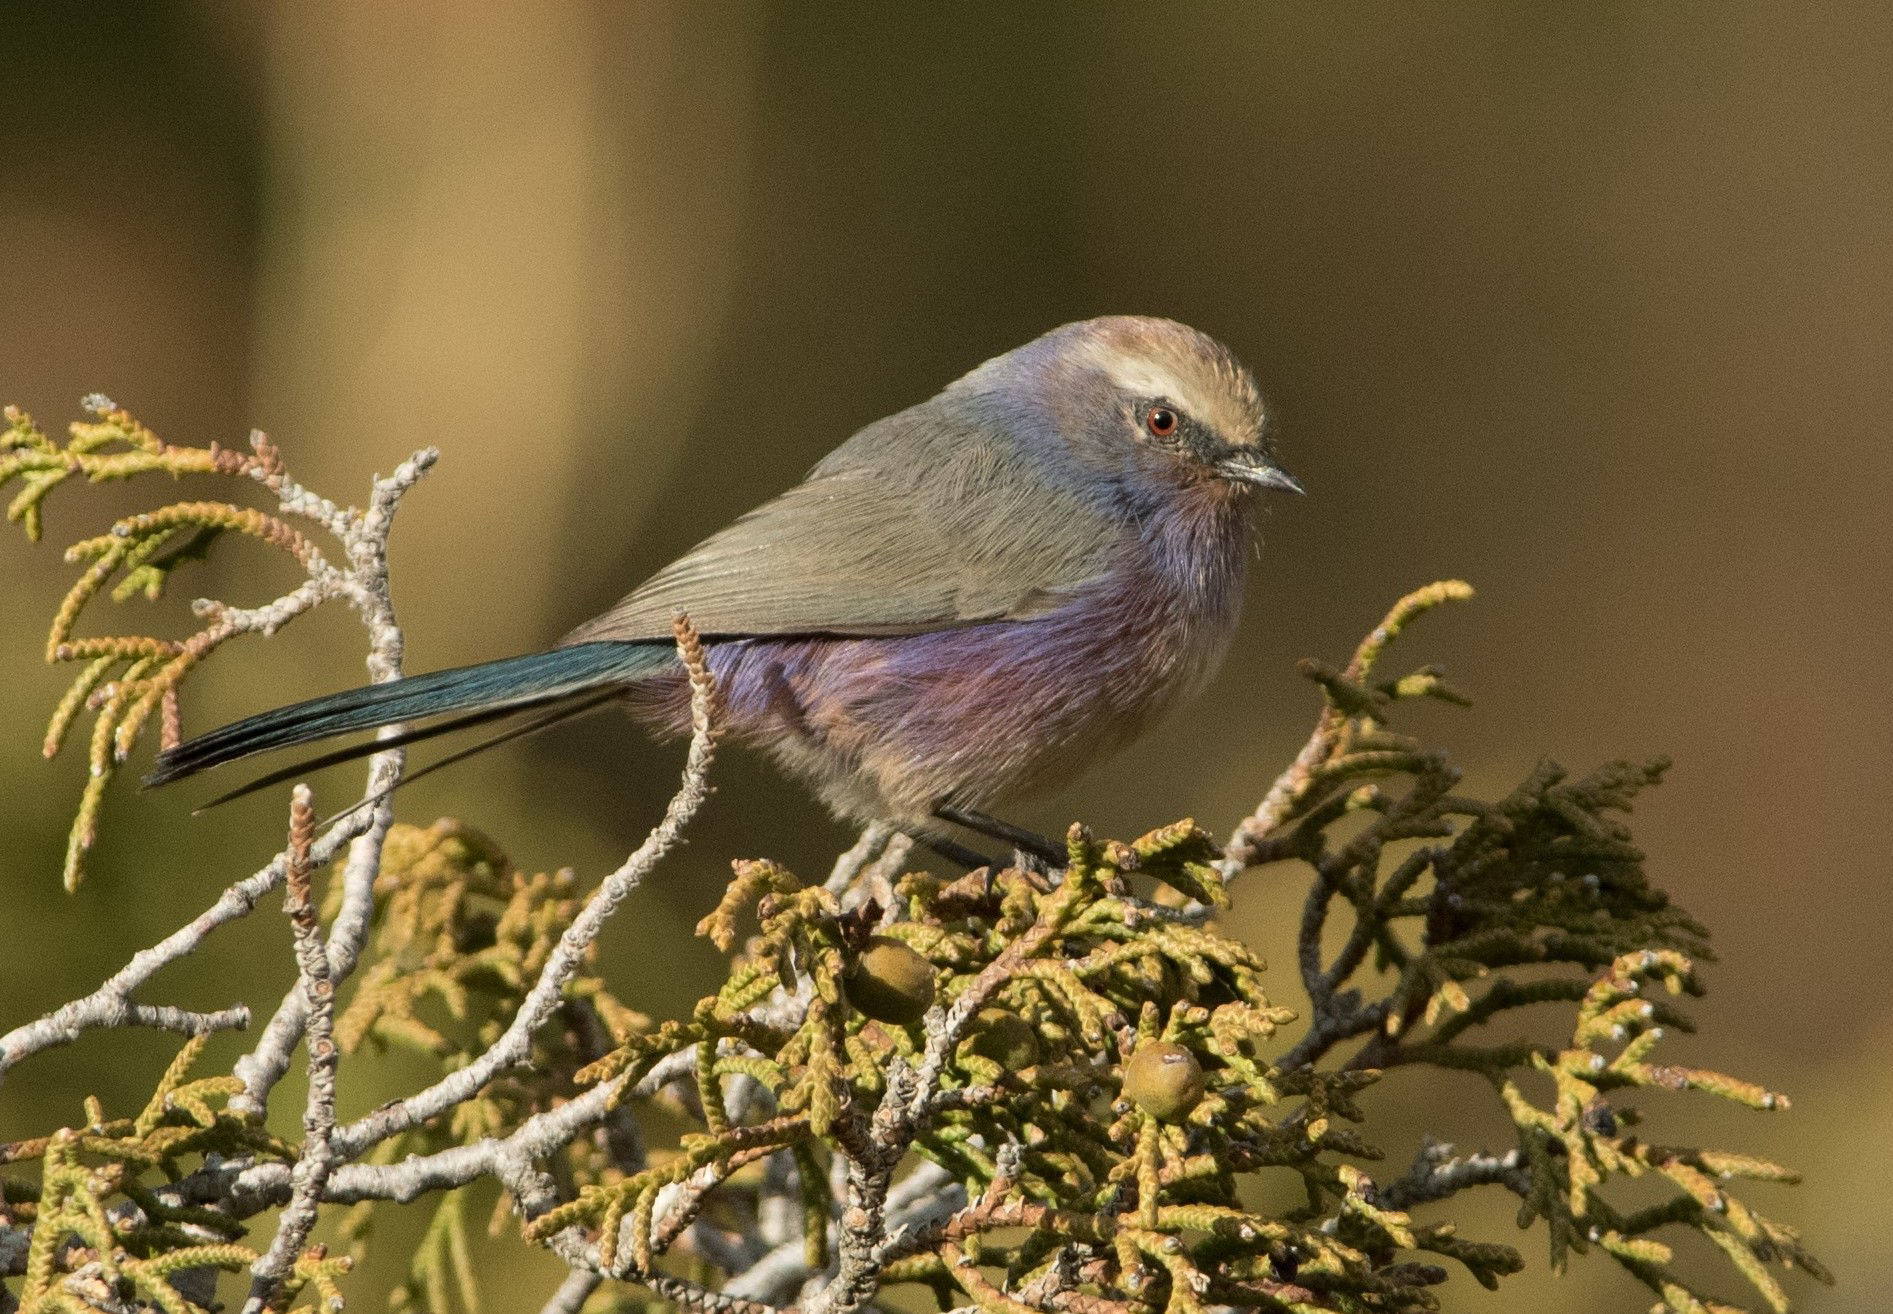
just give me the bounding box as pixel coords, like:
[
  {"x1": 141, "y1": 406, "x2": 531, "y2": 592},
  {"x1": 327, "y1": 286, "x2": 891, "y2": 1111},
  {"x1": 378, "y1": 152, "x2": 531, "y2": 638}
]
[{"x1": 1078, "y1": 342, "x2": 1201, "y2": 412}]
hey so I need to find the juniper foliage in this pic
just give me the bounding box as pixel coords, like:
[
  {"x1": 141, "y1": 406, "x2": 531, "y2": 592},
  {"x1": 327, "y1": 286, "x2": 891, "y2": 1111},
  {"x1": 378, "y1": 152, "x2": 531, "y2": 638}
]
[{"x1": 0, "y1": 407, "x2": 1827, "y2": 1314}]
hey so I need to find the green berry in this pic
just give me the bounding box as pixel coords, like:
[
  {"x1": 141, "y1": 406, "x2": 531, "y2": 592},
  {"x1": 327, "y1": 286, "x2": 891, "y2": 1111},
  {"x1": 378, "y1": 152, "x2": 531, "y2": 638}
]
[
  {"x1": 845, "y1": 936, "x2": 936, "y2": 1024},
  {"x1": 1122, "y1": 1041, "x2": 1205, "y2": 1120},
  {"x1": 968, "y1": 1007, "x2": 1040, "y2": 1069}
]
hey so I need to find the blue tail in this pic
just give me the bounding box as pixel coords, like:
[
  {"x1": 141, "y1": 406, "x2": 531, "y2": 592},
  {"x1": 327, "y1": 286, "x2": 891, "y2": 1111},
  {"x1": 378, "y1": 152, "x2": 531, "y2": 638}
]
[{"x1": 145, "y1": 641, "x2": 676, "y2": 788}]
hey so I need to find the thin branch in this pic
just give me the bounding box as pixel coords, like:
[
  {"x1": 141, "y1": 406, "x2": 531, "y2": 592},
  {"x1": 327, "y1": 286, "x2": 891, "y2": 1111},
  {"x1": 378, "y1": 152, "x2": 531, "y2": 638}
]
[
  {"x1": 1379, "y1": 1138, "x2": 1530, "y2": 1210},
  {"x1": 215, "y1": 1042, "x2": 706, "y2": 1216},
  {"x1": 1218, "y1": 706, "x2": 1343, "y2": 879},
  {"x1": 723, "y1": 1237, "x2": 818, "y2": 1305},
  {"x1": 1219, "y1": 580, "x2": 1472, "y2": 879},
  {"x1": 229, "y1": 448, "x2": 434, "y2": 1116},
  {"x1": 324, "y1": 615, "x2": 719, "y2": 1161},
  {"x1": 826, "y1": 822, "x2": 897, "y2": 895},
  {"x1": 0, "y1": 444, "x2": 435, "y2": 1091},
  {"x1": 539, "y1": 1267, "x2": 602, "y2": 1314},
  {"x1": 0, "y1": 820, "x2": 357, "y2": 1086},
  {"x1": 242, "y1": 787, "x2": 340, "y2": 1312}
]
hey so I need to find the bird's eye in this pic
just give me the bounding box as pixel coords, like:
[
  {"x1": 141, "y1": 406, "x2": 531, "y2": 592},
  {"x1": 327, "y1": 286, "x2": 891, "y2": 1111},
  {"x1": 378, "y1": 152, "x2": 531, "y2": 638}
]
[{"x1": 1145, "y1": 406, "x2": 1179, "y2": 440}]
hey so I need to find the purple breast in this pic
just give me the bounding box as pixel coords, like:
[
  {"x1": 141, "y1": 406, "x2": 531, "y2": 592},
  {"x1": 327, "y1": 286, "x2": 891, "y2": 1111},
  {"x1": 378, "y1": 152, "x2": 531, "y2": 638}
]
[{"x1": 624, "y1": 498, "x2": 1252, "y2": 822}]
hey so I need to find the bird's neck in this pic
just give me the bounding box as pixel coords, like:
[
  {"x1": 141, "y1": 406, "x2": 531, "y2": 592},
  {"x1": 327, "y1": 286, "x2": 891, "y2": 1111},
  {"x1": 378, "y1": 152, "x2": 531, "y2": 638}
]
[{"x1": 1128, "y1": 485, "x2": 1254, "y2": 629}]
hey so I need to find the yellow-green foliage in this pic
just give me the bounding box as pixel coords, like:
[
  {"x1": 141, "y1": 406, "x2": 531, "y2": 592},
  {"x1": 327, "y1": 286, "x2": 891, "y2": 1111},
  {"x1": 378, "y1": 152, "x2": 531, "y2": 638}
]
[
  {"x1": 2, "y1": 402, "x2": 328, "y2": 890},
  {"x1": 0, "y1": 1035, "x2": 345, "y2": 1313},
  {"x1": 518, "y1": 793, "x2": 1825, "y2": 1314},
  {"x1": 0, "y1": 408, "x2": 1827, "y2": 1314},
  {"x1": 1496, "y1": 951, "x2": 1826, "y2": 1312},
  {"x1": 331, "y1": 820, "x2": 650, "y2": 1314},
  {"x1": 534, "y1": 821, "x2": 1414, "y2": 1308}
]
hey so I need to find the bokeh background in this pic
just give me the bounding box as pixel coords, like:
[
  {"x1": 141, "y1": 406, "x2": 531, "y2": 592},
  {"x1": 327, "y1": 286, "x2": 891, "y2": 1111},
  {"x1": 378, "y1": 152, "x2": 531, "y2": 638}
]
[{"x1": 2, "y1": 3, "x2": 1888, "y2": 1309}]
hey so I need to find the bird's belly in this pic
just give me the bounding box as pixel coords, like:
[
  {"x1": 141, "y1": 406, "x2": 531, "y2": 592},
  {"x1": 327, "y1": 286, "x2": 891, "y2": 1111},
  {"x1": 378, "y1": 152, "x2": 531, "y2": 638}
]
[{"x1": 675, "y1": 588, "x2": 1238, "y2": 825}]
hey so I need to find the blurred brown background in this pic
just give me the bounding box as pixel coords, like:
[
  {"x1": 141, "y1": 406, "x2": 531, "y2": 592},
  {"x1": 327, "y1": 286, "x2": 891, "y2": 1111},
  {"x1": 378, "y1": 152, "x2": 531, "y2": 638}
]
[{"x1": 2, "y1": 3, "x2": 1887, "y2": 1309}]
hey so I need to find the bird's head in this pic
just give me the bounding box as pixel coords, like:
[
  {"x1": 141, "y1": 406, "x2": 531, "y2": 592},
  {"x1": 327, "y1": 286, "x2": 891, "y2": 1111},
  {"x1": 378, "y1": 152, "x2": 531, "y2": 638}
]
[{"x1": 955, "y1": 316, "x2": 1302, "y2": 506}]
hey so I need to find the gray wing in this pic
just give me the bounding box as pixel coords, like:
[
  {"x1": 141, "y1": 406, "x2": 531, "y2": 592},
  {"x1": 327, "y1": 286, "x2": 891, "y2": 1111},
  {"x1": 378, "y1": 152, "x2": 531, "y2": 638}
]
[{"x1": 562, "y1": 409, "x2": 1118, "y2": 644}]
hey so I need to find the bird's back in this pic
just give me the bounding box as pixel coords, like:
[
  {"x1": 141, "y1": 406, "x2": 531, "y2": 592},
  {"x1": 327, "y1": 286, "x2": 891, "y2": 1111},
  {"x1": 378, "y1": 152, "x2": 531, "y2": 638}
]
[{"x1": 564, "y1": 400, "x2": 1120, "y2": 646}]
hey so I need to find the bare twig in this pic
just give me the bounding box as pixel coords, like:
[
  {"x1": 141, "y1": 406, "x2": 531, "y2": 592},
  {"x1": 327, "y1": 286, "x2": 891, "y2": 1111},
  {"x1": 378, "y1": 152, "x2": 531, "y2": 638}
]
[
  {"x1": 206, "y1": 1043, "x2": 704, "y2": 1221},
  {"x1": 229, "y1": 447, "x2": 434, "y2": 1116},
  {"x1": 242, "y1": 787, "x2": 341, "y2": 1312},
  {"x1": 1379, "y1": 1138, "x2": 1529, "y2": 1211},
  {"x1": 721, "y1": 1166, "x2": 964, "y2": 1307},
  {"x1": 324, "y1": 615, "x2": 718, "y2": 1161},
  {"x1": 826, "y1": 822, "x2": 897, "y2": 895},
  {"x1": 0, "y1": 442, "x2": 435, "y2": 1092},
  {"x1": 1218, "y1": 706, "x2": 1344, "y2": 879},
  {"x1": 0, "y1": 840, "x2": 311, "y2": 1088},
  {"x1": 723, "y1": 1237, "x2": 819, "y2": 1305},
  {"x1": 1219, "y1": 580, "x2": 1472, "y2": 879},
  {"x1": 539, "y1": 1266, "x2": 602, "y2": 1314}
]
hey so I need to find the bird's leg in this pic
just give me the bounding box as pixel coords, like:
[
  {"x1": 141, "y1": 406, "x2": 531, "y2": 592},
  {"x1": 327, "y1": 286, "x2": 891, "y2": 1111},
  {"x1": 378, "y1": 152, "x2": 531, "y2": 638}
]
[
  {"x1": 920, "y1": 832, "x2": 1002, "y2": 873},
  {"x1": 933, "y1": 804, "x2": 1066, "y2": 869}
]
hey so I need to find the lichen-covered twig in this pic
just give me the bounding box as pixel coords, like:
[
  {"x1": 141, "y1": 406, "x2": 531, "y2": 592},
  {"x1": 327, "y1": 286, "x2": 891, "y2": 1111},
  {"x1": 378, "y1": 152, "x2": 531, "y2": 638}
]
[
  {"x1": 227, "y1": 444, "x2": 434, "y2": 1119},
  {"x1": 0, "y1": 831, "x2": 321, "y2": 1091},
  {"x1": 1379, "y1": 1138, "x2": 1529, "y2": 1210},
  {"x1": 537, "y1": 1267, "x2": 601, "y2": 1314}
]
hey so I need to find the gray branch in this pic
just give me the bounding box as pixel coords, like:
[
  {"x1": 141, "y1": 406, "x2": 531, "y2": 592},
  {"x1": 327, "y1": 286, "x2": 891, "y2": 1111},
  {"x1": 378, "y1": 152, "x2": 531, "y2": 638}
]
[
  {"x1": 324, "y1": 624, "x2": 719, "y2": 1161},
  {"x1": 242, "y1": 787, "x2": 341, "y2": 1312},
  {"x1": 0, "y1": 440, "x2": 435, "y2": 1091},
  {"x1": 229, "y1": 445, "x2": 433, "y2": 1116}
]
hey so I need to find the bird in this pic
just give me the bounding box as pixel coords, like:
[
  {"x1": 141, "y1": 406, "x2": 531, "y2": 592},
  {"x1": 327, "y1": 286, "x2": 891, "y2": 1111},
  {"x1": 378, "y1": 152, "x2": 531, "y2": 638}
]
[{"x1": 146, "y1": 316, "x2": 1302, "y2": 860}]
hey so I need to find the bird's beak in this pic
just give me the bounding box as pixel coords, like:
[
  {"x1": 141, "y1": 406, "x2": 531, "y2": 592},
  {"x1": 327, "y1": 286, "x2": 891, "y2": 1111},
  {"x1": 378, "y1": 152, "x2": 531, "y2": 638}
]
[{"x1": 1216, "y1": 450, "x2": 1304, "y2": 494}]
